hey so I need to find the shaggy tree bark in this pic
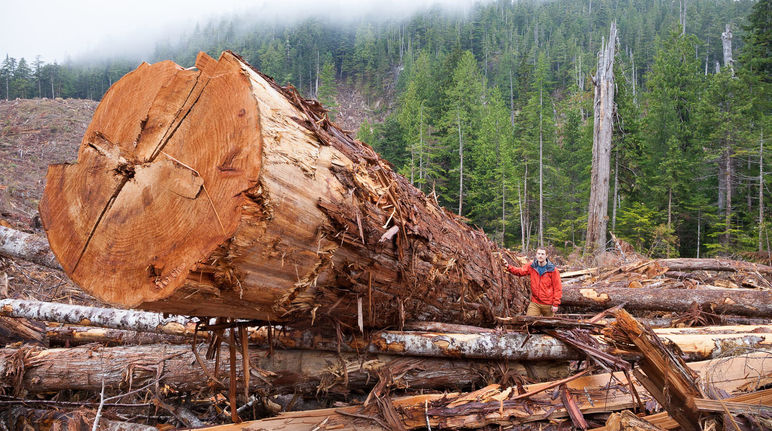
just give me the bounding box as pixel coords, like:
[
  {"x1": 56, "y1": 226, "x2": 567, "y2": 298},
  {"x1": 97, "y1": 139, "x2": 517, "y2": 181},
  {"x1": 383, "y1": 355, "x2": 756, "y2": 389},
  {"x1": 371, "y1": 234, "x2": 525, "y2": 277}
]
[
  {"x1": 585, "y1": 22, "x2": 617, "y2": 254},
  {"x1": 39, "y1": 51, "x2": 528, "y2": 327}
]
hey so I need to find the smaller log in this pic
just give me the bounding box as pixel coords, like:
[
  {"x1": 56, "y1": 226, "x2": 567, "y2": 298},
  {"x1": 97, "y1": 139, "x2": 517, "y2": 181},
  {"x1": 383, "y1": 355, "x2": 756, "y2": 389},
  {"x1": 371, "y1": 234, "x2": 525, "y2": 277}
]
[
  {"x1": 46, "y1": 325, "x2": 190, "y2": 346},
  {"x1": 658, "y1": 258, "x2": 772, "y2": 276},
  {"x1": 562, "y1": 286, "x2": 772, "y2": 317},
  {"x1": 0, "y1": 298, "x2": 197, "y2": 336},
  {"x1": 0, "y1": 316, "x2": 46, "y2": 346},
  {"x1": 0, "y1": 225, "x2": 61, "y2": 269}
]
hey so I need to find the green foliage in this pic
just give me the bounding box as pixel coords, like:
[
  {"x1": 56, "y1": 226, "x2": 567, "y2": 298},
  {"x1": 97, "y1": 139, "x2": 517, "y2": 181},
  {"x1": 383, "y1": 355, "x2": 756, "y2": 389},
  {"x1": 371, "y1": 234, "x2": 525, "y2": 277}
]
[{"x1": 4, "y1": 0, "x2": 767, "y2": 257}]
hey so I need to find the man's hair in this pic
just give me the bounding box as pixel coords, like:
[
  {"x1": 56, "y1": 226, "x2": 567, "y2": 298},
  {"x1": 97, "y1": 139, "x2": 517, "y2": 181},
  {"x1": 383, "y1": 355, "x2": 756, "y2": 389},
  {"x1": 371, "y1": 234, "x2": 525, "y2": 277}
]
[{"x1": 536, "y1": 248, "x2": 547, "y2": 254}]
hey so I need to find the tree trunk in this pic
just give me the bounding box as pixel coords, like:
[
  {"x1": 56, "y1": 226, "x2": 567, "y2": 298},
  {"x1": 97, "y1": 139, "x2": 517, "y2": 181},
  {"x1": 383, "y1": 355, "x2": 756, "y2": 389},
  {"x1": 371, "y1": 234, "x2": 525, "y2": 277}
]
[
  {"x1": 0, "y1": 344, "x2": 492, "y2": 396},
  {"x1": 0, "y1": 299, "x2": 197, "y2": 336},
  {"x1": 760, "y1": 132, "x2": 764, "y2": 252},
  {"x1": 656, "y1": 257, "x2": 772, "y2": 275},
  {"x1": 585, "y1": 23, "x2": 617, "y2": 254},
  {"x1": 612, "y1": 146, "x2": 618, "y2": 231},
  {"x1": 0, "y1": 316, "x2": 45, "y2": 346},
  {"x1": 0, "y1": 225, "x2": 61, "y2": 270},
  {"x1": 721, "y1": 24, "x2": 733, "y2": 73},
  {"x1": 562, "y1": 286, "x2": 772, "y2": 317},
  {"x1": 538, "y1": 87, "x2": 544, "y2": 247},
  {"x1": 38, "y1": 51, "x2": 529, "y2": 327}
]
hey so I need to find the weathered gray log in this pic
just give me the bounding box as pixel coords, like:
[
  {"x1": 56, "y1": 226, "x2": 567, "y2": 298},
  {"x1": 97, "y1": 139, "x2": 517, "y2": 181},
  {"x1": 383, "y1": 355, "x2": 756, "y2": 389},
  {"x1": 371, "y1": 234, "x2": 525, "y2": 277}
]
[
  {"x1": 0, "y1": 344, "x2": 498, "y2": 395},
  {"x1": 562, "y1": 286, "x2": 772, "y2": 317},
  {"x1": 0, "y1": 298, "x2": 197, "y2": 336},
  {"x1": 250, "y1": 327, "x2": 582, "y2": 361},
  {"x1": 658, "y1": 258, "x2": 772, "y2": 276},
  {"x1": 0, "y1": 225, "x2": 60, "y2": 269}
]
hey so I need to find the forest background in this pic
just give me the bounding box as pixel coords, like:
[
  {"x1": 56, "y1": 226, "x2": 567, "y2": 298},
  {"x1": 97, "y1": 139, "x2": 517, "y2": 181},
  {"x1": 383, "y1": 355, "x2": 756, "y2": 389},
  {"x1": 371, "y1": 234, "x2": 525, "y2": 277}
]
[{"x1": 2, "y1": 0, "x2": 770, "y2": 259}]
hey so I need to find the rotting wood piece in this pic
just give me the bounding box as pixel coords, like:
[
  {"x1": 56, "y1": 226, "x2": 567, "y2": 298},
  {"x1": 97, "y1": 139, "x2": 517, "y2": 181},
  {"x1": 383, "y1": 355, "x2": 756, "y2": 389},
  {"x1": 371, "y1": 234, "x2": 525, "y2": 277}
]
[
  {"x1": 612, "y1": 309, "x2": 714, "y2": 431},
  {"x1": 0, "y1": 344, "x2": 498, "y2": 395},
  {"x1": 39, "y1": 50, "x2": 529, "y2": 326},
  {"x1": 562, "y1": 286, "x2": 772, "y2": 317},
  {"x1": 0, "y1": 316, "x2": 46, "y2": 346}
]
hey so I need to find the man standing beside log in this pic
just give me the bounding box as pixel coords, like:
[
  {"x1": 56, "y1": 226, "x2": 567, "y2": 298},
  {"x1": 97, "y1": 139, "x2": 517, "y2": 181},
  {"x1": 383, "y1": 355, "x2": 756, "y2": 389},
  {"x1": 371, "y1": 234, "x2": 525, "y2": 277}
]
[{"x1": 504, "y1": 248, "x2": 562, "y2": 316}]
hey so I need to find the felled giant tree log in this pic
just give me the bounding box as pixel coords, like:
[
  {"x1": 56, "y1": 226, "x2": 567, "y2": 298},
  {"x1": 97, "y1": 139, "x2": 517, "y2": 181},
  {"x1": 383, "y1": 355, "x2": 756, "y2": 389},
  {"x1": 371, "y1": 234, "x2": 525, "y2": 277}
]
[
  {"x1": 39, "y1": 51, "x2": 526, "y2": 327},
  {"x1": 562, "y1": 286, "x2": 772, "y2": 317}
]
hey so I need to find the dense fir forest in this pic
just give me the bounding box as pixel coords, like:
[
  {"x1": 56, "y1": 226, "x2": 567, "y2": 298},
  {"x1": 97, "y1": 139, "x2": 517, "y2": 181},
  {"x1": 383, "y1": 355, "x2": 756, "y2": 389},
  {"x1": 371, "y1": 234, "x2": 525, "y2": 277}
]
[{"x1": 2, "y1": 0, "x2": 770, "y2": 258}]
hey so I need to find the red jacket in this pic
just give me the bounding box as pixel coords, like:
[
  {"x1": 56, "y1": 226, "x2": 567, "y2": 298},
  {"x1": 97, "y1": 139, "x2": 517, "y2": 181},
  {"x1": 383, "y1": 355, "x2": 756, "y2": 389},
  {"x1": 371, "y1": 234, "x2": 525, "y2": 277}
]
[{"x1": 506, "y1": 261, "x2": 562, "y2": 306}]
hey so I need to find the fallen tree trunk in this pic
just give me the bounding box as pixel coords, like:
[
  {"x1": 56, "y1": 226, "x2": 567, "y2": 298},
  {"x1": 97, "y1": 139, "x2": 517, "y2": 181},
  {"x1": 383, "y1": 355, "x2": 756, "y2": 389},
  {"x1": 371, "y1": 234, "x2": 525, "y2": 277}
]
[
  {"x1": 38, "y1": 51, "x2": 527, "y2": 327},
  {"x1": 0, "y1": 299, "x2": 197, "y2": 336},
  {"x1": 46, "y1": 325, "x2": 190, "y2": 346},
  {"x1": 0, "y1": 316, "x2": 45, "y2": 346},
  {"x1": 0, "y1": 344, "x2": 497, "y2": 395},
  {"x1": 247, "y1": 326, "x2": 771, "y2": 362},
  {"x1": 0, "y1": 225, "x2": 61, "y2": 270},
  {"x1": 562, "y1": 286, "x2": 772, "y2": 317},
  {"x1": 658, "y1": 258, "x2": 772, "y2": 275}
]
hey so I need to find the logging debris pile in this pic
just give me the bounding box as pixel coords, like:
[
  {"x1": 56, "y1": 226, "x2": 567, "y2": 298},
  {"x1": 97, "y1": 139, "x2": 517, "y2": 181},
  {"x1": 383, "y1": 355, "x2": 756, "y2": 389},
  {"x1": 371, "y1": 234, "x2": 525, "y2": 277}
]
[{"x1": 0, "y1": 51, "x2": 770, "y2": 430}]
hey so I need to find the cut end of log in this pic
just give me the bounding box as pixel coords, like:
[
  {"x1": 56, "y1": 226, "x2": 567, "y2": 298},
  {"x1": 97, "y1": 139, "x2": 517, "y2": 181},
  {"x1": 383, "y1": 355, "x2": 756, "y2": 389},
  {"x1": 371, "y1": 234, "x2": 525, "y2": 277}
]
[{"x1": 39, "y1": 52, "x2": 263, "y2": 307}]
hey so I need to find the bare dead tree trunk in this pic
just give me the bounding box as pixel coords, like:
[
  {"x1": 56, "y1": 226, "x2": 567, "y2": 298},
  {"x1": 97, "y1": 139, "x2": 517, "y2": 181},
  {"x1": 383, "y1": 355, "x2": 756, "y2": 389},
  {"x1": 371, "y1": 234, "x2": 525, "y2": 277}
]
[
  {"x1": 612, "y1": 146, "x2": 619, "y2": 231},
  {"x1": 680, "y1": 0, "x2": 687, "y2": 35},
  {"x1": 457, "y1": 109, "x2": 464, "y2": 216},
  {"x1": 721, "y1": 24, "x2": 734, "y2": 75},
  {"x1": 585, "y1": 23, "x2": 617, "y2": 254},
  {"x1": 761, "y1": 132, "x2": 765, "y2": 252},
  {"x1": 539, "y1": 87, "x2": 544, "y2": 247},
  {"x1": 725, "y1": 150, "x2": 733, "y2": 247}
]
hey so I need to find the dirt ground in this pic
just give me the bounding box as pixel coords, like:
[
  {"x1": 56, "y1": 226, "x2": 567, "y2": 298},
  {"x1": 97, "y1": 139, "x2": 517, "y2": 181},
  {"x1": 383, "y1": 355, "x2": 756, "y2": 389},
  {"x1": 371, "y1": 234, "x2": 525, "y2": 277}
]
[{"x1": 0, "y1": 98, "x2": 101, "y2": 305}]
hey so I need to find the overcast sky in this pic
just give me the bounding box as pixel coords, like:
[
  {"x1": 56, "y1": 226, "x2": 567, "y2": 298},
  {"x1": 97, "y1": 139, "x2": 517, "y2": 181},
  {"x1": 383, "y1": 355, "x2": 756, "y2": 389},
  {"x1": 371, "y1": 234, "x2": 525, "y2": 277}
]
[{"x1": 1, "y1": 0, "x2": 477, "y2": 64}]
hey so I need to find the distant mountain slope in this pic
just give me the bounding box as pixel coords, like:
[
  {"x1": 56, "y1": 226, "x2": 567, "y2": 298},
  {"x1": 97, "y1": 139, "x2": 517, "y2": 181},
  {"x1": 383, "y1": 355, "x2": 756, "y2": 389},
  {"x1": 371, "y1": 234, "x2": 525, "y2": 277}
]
[{"x1": 0, "y1": 98, "x2": 96, "y2": 231}]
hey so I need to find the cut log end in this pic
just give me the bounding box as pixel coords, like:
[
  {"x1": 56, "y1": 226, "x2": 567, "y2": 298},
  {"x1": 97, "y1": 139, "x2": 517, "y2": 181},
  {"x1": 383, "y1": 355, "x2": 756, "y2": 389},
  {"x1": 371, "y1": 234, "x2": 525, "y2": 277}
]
[{"x1": 39, "y1": 52, "x2": 263, "y2": 307}]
